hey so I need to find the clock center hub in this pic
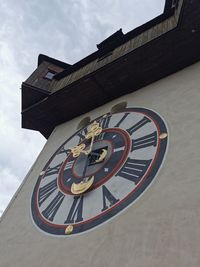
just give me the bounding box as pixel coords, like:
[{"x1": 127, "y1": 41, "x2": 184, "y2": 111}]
[
  {"x1": 72, "y1": 140, "x2": 112, "y2": 179},
  {"x1": 57, "y1": 128, "x2": 131, "y2": 195}
]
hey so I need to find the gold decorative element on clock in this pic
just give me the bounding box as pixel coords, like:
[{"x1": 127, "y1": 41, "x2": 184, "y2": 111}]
[
  {"x1": 70, "y1": 143, "x2": 86, "y2": 158},
  {"x1": 70, "y1": 121, "x2": 102, "y2": 157},
  {"x1": 71, "y1": 176, "x2": 94, "y2": 195},
  {"x1": 95, "y1": 149, "x2": 107, "y2": 163},
  {"x1": 85, "y1": 121, "x2": 102, "y2": 139},
  {"x1": 31, "y1": 107, "x2": 168, "y2": 236},
  {"x1": 159, "y1": 133, "x2": 168, "y2": 139},
  {"x1": 65, "y1": 225, "x2": 74, "y2": 235}
]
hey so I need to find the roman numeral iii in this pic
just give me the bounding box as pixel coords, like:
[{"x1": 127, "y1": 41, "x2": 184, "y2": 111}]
[
  {"x1": 116, "y1": 158, "x2": 152, "y2": 184},
  {"x1": 131, "y1": 131, "x2": 157, "y2": 151}
]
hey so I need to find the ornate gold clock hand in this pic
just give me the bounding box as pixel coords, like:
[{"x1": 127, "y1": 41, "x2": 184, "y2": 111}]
[
  {"x1": 70, "y1": 121, "x2": 102, "y2": 158},
  {"x1": 70, "y1": 143, "x2": 86, "y2": 158},
  {"x1": 83, "y1": 135, "x2": 95, "y2": 155},
  {"x1": 71, "y1": 152, "x2": 94, "y2": 195},
  {"x1": 70, "y1": 121, "x2": 103, "y2": 195},
  {"x1": 71, "y1": 176, "x2": 94, "y2": 195}
]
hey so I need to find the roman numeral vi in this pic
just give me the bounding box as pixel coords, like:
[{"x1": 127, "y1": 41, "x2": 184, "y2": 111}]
[{"x1": 65, "y1": 196, "x2": 84, "y2": 224}]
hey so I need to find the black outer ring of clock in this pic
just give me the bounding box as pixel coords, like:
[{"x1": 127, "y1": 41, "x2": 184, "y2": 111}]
[{"x1": 31, "y1": 107, "x2": 168, "y2": 236}]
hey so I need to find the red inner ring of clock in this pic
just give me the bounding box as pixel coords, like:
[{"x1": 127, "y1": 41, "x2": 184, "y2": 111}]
[{"x1": 57, "y1": 128, "x2": 131, "y2": 195}]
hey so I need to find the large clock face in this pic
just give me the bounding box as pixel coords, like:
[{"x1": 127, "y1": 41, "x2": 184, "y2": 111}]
[{"x1": 31, "y1": 107, "x2": 168, "y2": 236}]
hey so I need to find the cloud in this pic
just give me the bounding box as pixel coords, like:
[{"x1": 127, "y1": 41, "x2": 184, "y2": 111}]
[{"x1": 0, "y1": 0, "x2": 165, "y2": 216}]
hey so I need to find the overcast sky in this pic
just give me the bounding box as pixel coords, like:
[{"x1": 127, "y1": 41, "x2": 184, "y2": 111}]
[{"x1": 0, "y1": 0, "x2": 165, "y2": 216}]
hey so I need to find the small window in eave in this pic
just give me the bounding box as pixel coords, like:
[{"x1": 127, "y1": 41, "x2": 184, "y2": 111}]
[{"x1": 44, "y1": 70, "x2": 56, "y2": 80}]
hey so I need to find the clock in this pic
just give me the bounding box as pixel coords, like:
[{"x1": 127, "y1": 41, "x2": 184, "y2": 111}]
[{"x1": 31, "y1": 107, "x2": 168, "y2": 236}]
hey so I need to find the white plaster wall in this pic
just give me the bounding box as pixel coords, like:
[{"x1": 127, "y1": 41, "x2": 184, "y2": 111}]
[{"x1": 1, "y1": 61, "x2": 200, "y2": 267}]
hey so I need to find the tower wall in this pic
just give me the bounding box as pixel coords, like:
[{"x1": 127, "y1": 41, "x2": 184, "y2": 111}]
[{"x1": 1, "y1": 62, "x2": 200, "y2": 267}]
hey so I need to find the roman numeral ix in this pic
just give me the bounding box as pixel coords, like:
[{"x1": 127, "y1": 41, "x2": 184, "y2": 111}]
[
  {"x1": 38, "y1": 178, "x2": 57, "y2": 206},
  {"x1": 45, "y1": 162, "x2": 63, "y2": 177}
]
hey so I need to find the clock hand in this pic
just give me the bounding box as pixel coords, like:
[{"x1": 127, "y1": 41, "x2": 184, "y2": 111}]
[
  {"x1": 71, "y1": 155, "x2": 94, "y2": 195},
  {"x1": 87, "y1": 149, "x2": 108, "y2": 165},
  {"x1": 70, "y1": 121, "x2": 103, "y2": 195},
  {"x1": 82, "y1": 121, "x2": 102, "y2": 155},
  {"x1": 71, "y1": 176, "x2": 94, "y2": 195},
  {"x1": 71, "y1": 143, "x2": 95, "y2": 195},
  {"x1": 82, "y1": 154, "x2": 90, "y2": 177},
  {"x1": 83, "y1": 135, "x2": 95, "y2": 155},
  {"x1": 94, "y1": 148, "x2": 107, "y2": 163},
  {"x1": 70, "y1": 121, "x2": 102, "y2": 158},
  {"x1": 70, "y1": 143, "x2": 86, "y2": 158}
]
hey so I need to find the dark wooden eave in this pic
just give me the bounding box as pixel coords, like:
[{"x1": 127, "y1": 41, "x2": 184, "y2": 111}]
[
  {"x1": 54, "y1": 1, "x2": 176, "y2": 81},
  {"x1": 22, "y1": 0, "x2": 200, "y2": 138},
  {"x1": 22, "y1": 83, "x2": 50, "y2": 110},
  {"x1": 38, "y1": 54, "x2": 71, "y2": 69}
]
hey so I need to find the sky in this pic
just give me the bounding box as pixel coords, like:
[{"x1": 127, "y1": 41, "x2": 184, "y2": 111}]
[{"x1": 0, "y1": 0, "x2": 165, "y2": 216}]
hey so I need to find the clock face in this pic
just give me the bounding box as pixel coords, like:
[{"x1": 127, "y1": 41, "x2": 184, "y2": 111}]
[{"x1": 31, "y1": 107, "x2": 168, "y2": 236}]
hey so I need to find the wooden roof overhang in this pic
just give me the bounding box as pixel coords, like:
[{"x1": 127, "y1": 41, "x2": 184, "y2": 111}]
[{"x1": 21, "y1": 0, "x2": 200, "y2": 138}]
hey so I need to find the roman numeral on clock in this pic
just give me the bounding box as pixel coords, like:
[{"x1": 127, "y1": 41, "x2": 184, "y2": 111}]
[
  {"x1": 42, "y1": 191, "x2": 65, "y2": 221},
  {"x1": 101, "y1": 185, "x2": 119, "y2": 212},
  {"x1": 65, "y1": 196, "x2": 84, "y2": 224},
  {"x1": 45, "y1": 162, "x2": 63, "y2": 177},
  {"x1": 114, "y1": 113, "x2": 130, "y2": 127},
  {"x1": 99, "y1": 115, "x2": 111, "y2": 129},
  {"x1": 116, "y1": 158, "x2": 152, "y2": 184},
  {"x1": 127, "y1": 116, "x2": 151, "y2": 135},
  {"x1": 58, "y1": 147, "x2": 71, "y2": 156},
  {"x1": 131, "y1": 131, "x2": 157, "y2": 151},
  {"x1": 77, "y1": 128, "x2": 88, "y2": 142},
  {"x1": 38, "y1": 178, "x2": 57, "y2": 206},
  {"x1": 95, "y1": 132, "x2": 105, "y2": 141}
]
